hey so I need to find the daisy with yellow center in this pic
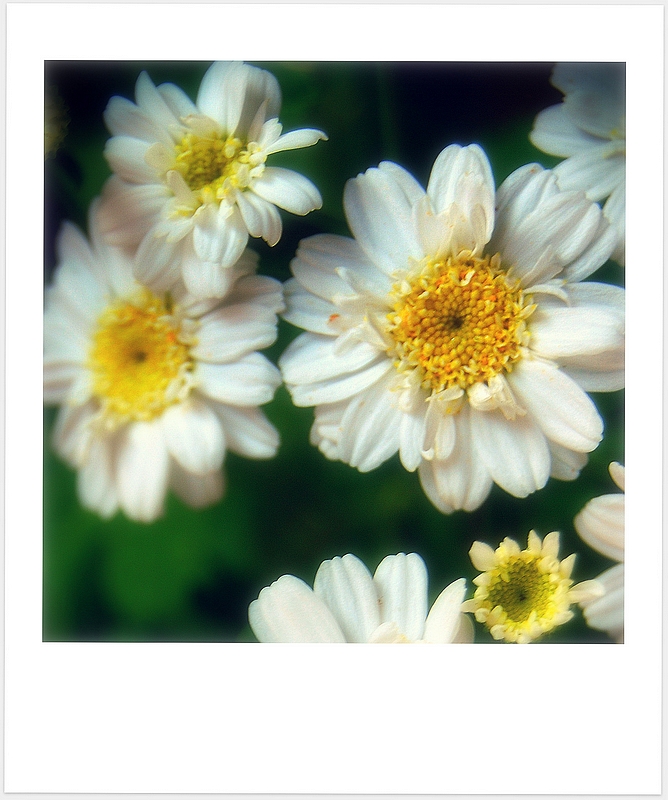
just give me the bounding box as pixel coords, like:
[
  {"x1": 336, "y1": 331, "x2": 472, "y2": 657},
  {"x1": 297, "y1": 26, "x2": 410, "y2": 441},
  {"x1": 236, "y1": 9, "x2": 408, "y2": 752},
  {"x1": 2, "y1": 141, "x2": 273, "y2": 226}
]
[
  {"x1": 44, "y1": 203, "x2": 284, "y2": 523},
  {"x1": 98, "y1": 61, "x2": 327, "y2": 298},
  {"x1": 462, "y1": 531, "x2": 603, "y2": 643},
  {"x1": 279, "y1": 144, "x2": 624, "y2": 513}
]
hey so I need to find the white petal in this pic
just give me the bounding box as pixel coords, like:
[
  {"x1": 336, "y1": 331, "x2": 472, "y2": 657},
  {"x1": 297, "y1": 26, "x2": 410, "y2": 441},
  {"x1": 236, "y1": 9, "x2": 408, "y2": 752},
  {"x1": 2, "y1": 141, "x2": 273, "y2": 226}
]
[
  {"x1": 170, "y1": 462, "x2": 224, "y2": 509},
  {"x1": 196, "y1": 353, "x2": 281, "y2": 406},
  {"x1": 248, "y1": 575, "x2": 346, "y2": 643},
  {"x1": 236, "y1": 190, "x2": 283, "y2": 245},
  {"x1": 425, "y1": 144, "x2": 494, "y2": 250},
  {"x1": 333, "y1": 373, "x2": 402, "y2": 472},
  {"x1": 104, "y1": 135, "x2": 157, "y2": 184},
  {"x1": 313, "y1": 554, "x2": 380, "y2": 642},
  {"x1": 264, "y1": 127, "x2": 327, "y2": 155},
  {"x1": 423, "y1": 578, "x2": 468, "y2": 643},
  {"x1": 374, "y1": 553, "x2": 428, "y2": 641},
  {"x1": 161, "y1": 398, "x2": 226, "y2": 474},
  {"x1": 530, "y1": 304, "x2": 624, "y2": 361},
  {"x1": 507, "y1": 358, "x2": 603, "y2": 452},
  {"x1": 77, "y1": 435, "x2": 119, "y2": 519},
  {"x1": 279, "y1": 333, "x2": 382, "y2": 385},
  {"x1": 115, "y1": 420, "x2": 170, "y2": 522},
  {"x1": 548, "y1": 441, "x2": 588, "y2": 481},
  {"x1": 97, "y1": 176, "x2": 170, "y2": 251},
  {"x1": 418, "y1": 406, "x2": 493, "y2": 512},
  {"x1": 291, "y1": 233, "x2": 389, "y2": 301},
  {"x1": 574, "y1": 493, "x2": 624, "y2": 562},
  {"x1": 51, "y1": 401, "x2": 97, "y2": 467},
  {"x1": 282, "y1": 278, "x2": 341, "y2": 335},
  {"x1": 252, "y1": 167, "x2": 322, "y2": 215},
  {"x1": 470, "y1": 407, "x2": 551, "y2": 498},
  {"x1": 192, "y1": 301, "x2": 279, "y2": 363},
  {"x1": 343, "y1": 163, "x2": 423, "y2": 275},
  {"x1": 192, "y1": 206, "x2": 248, "y2": 266},
  {"x1": 553, "y1": 147, "x2": 625, "y2": 200},
  {"x1": 214, "y1": 405, "x2": 279, "y2": 459},
  {"x1": 283, "y1": 353, "x2": 392, "y2": 407}
]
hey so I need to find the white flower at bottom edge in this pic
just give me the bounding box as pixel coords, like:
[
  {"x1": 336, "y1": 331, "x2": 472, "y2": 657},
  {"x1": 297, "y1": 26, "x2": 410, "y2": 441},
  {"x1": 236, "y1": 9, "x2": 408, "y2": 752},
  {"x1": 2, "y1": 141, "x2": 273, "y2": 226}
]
[
  {"x1": 279, "y1": 143, "x2": 624, "y2": 514},
  {"x1": 97, "y1": 61, "x2": 327, "y2": 298},
  {"x1": 44, "y1": 202, "x2": 284, "y2": 523},
  {"x1": 248, "y1": 552, "x2": 472, "y2": 643},
  {"x1": 574, "y1": 462, "x2": 624, "y2": 642},
  {"x1": 530, "y1": 62, "x2": 625, "y2": 266}
]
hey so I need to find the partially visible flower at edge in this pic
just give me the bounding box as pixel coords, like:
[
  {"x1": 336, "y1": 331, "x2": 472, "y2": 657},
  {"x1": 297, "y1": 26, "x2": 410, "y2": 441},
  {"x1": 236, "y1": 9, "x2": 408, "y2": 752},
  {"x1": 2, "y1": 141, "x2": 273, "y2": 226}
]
[
  {"x1": 279, "y1": 143, "x2": 624, "y2": 514},
  {"x1": 98, "y1": 60, "x2": 327, "y2": 298},
  {"x1": 530, "y1": 62, "x2": 625, "y2": 266},
  {"x1": 249, "y1": 552, "x2": 472, "y2": 643},
  {"x1": 44, "y1": 201, "x2": 284, "y2": 523},
  {"x1": 462, "y1": 530, "x2": 604, "y2": 643},
  {"x1": 574, "y1": 462, "x2": 624, "y2": 642}
]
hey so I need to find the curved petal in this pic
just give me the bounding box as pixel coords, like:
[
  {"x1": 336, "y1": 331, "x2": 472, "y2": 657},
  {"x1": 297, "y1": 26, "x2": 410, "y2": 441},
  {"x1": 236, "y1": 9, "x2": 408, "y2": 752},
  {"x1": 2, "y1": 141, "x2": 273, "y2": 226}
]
[
  {"x1": 77, "y1": 435, "x2": 119, "y2": 519},
  {"x1": 574, "y1": 493, "x2": 624, "y2": 562},
  {"x1": 236, "y1": 190, "x2": 283, "y2": 245},
  {"x1": 423, "y1": 578, "x2": 468, "y2": 643},
  {"x1": 252, "y1": 166, "x2": 322, "y2": 215},
  {"x1": 115, "y1": 420, "x2": 170, "y2": 523},
  {"x1": 313, "y1": 554, "x2": 380, "y2": 643},
  {"x1": 373, "y1": 553, "x2": 428, "y2": 640},
  {"x1": 161, "y1": 398, "x2": 226, "y2": 474},
  {"x1": 279, "y1": 333, "x2": 382, "y2": 386},
  {"x1": 507, "y1": 358, "x2": 603, "y2": 452},
  {"x1": 170, "y1": 462, "x2": 224, "y2": 509},
  {"x1": 192, "y1": 300, "x2": 280, "y2": 363},
  {"x1": 196, "y1": 353, "x2": 281, "y2": 407},
  {"x1": 214, "y1": 405, "x2": 279, "y2": 459},
  {"x1": 470, "y1": 407, "x2": 551, "y2": 498},
  {"x1": 249, "y1": 575, "x2": 346, "y2": 643},
  {"x1": 343, "y1": 163, "x2": 424, "y2": 276}
]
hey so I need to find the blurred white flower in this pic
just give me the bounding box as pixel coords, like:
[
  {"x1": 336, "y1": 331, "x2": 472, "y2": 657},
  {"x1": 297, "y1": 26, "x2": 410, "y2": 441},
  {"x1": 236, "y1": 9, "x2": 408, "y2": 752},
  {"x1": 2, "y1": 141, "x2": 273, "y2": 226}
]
[
  {"x1": 462, "y1": 530, "x2": 604, "y2": 643},
  {"x1": 99, "y1": 61, "x2": 327, "y2": 297},
  {"x1": 249, "y1": 552, "x2": 472, "y2": 643},
  {"x1": 530, "y1": 62, "x2": 625, "y2": 265},
  {"x1": 44, "y1": 203, "x2": 283, "y2": 523},
  {"x1": 279, "y1": 143, "x2": 624, "y2": 514},
  {"x1": 574, "y1": 462, "x2": 624, "y2": 642}
]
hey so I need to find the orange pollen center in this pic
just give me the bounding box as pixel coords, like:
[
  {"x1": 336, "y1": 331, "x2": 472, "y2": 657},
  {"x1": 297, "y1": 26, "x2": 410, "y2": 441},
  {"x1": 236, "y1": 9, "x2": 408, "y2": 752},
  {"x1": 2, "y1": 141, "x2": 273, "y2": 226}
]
[{"x1": 388, "y1": 252, "x2": 528, "y2": 392}]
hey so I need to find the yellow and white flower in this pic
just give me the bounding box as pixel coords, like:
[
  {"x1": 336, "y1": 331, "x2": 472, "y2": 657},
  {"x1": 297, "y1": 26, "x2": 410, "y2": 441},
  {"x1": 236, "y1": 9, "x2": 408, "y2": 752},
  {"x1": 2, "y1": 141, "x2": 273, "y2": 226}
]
[
  {"x1": 530, "y1": 63, "x2": 625, "y2": 265},
  {"x1": 98, "y1": 61, "x2": 327, "y2": 297},
  {"x1": 249, "y1": 552, "x2": 472, "y2": 643},
  {"x1": 44, "y1": 203, "x2": 283, "y2": 523},
  {"x1": 462, "y1": 531, "x2": 604, "y2": 643},
  {"x1": 279, "y1": 144, "x2": 624, "y2": 513},
  {"x1": 574, "y1": 462, "x2": 624, "y2": 642}
]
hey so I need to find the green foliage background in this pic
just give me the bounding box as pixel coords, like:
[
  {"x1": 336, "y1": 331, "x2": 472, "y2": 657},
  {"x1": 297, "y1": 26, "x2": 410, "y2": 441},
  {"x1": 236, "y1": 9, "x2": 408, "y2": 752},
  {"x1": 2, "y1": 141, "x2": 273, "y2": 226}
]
[{"x1": 44, "y1": 61, "x2": 624, "y2": 643}]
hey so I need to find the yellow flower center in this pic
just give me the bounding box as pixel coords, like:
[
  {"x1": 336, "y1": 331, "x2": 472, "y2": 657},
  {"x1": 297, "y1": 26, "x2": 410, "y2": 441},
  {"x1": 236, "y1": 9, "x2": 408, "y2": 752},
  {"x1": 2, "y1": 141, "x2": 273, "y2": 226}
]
[
  {"x1": 173, "y1": 132, "x2": 266, "y2": 201},
  {"x1": 485, "y1": 555, "x2": 556, "y2": 624},
  {"x1": 388, "y1": 252, "x2": 529, "y2": 393},
  {"x1": 88, "y1": 290, "x2": 195, "y2": 426}
]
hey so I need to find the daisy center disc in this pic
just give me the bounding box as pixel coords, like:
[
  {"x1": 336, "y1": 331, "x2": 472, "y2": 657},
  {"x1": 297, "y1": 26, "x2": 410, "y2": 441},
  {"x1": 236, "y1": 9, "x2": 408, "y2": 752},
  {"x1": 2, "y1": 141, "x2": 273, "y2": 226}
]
[
  {"x1": 485, "y1": 556, "x2": 556, "y2": 624},
  {"x1": 89, "y1": 290, "x2": 195, "y2": 424},
  {"x1": 174, "y1": 132, "x2": 266, "y2": 198},
  {"x1": 388, "y1": 252, "x2": 528, "y2": 393}
]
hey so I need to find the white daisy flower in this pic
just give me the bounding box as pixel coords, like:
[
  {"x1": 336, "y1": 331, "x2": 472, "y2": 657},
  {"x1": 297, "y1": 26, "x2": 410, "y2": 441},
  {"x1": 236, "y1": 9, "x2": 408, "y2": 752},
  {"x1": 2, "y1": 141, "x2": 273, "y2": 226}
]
[
  {"x1": 279, "y1": 144, "x2": 624, "y2": 514},
  {"x1": 574, "y1": 462, "x2": 624, "y2": 642},
  {"x1": 530, "y1": 62, "x2": 625, "y2": 265},
  {"x1": 249, "y1": 552, "x2": 472, "y2": 643},
  {"x1": 462, "y1": 530, "x2": 604, "y2": 643},
  {"x1": 98, "y1": 61, "x2": 327, "y2": 297},
  {"x1": 44, "y1": 202, "x2": 284, "y2": 523}
]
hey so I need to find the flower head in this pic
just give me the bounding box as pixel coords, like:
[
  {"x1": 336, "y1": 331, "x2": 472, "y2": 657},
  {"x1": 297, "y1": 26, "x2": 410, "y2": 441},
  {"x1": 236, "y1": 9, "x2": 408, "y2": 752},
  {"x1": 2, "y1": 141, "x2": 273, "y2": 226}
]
[
  {"x1": 462, "y1": 531, "x2": 604, "y2": 643},
  {"x1": 249, "y1": 552, "x2": 472, "y2": 643},
  {"x1": 574, "y1": 462, "x2": 624, "y2": 641},
  {"x1": 44, "y1": 203, "x2": 284, "y2": 523},
  {"x1": 279, "y1": 144, "x2": 624, "y2": 514},
  {"x1": 98, "y1": 61, "x2": 327, "y2": 297},
  {"x1": 530, "y1": 62, "x2": 625, "y2": 265}
]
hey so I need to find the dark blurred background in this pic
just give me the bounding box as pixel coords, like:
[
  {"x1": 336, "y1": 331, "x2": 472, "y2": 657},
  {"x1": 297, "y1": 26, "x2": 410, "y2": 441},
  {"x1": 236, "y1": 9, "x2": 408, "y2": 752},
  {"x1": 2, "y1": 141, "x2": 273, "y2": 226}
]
[{"x1": 44, "y1": 61, "x2": 624, "y2": 642}]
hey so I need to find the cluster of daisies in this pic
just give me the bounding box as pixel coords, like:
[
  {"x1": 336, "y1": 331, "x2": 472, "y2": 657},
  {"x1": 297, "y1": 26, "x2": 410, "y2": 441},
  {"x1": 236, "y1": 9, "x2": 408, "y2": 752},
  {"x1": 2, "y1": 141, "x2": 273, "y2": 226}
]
[{"x1": 44, "y1": 61, "x2": 625, "y2": 643}]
